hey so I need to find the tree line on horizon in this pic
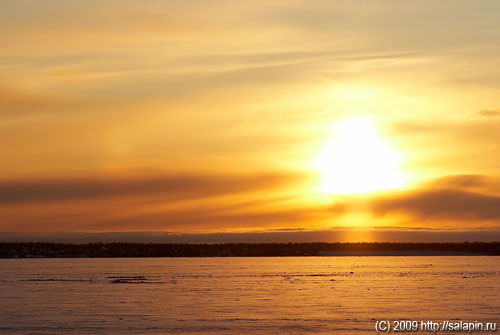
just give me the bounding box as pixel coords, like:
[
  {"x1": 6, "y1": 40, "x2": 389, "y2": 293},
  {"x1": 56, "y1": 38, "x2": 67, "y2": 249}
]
[{"x1": 1, "y1": 241, "x2": 499, "y2": 258}]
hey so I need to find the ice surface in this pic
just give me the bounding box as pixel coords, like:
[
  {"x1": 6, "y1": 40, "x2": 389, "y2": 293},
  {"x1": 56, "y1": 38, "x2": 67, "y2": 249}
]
[{"x1": 0, "y1": 256, "x2": 499, "y2": 334}]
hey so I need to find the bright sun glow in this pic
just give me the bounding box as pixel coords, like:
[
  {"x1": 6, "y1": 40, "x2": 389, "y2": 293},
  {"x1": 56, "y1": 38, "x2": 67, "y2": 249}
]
[{"x1": 314, "y1": 116, "x2": 406, "y2": 194}]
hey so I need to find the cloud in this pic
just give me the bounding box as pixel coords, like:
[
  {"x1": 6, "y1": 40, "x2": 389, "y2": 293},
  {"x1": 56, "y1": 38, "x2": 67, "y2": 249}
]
[
  {"x1": 388, "y1": 118, "x2": 500, "y2": 174},
  {"x1": 0, "y1": 82, "x2": 102, "y2": 118},
  {"x1": 0, "y1": 84, "x2": 65, "y2": 116},
  {"x1": 346, "y1": 174, "x2": 500, "y2": 225},
  {"x1": 479, "y1": 109, "x2": 500, "y2": 117},
  {"x1": 3, "y1": 172, "x2": 500, "y2": 233},
  {"x1": 429, "y1": 174, "x2": 490, "y2": 190},
  {"x1": 0, "y1": 200, "x2": 344, "y2": 232},
  {"x1": 371, "y1": 188, "x2": 500, "y2": 221},
  {"x1": 0, "y1": 171, "x2": 349, "y2": 232},
  {"x1": 390, "y1": 118, "x2": 500, "y2": 138},
  {"x1": 0, "y1": 172, "x2": 297, "y2": 205}
]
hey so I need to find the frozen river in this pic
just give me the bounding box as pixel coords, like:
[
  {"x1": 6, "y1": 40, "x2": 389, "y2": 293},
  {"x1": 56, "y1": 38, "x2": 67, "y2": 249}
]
[{"x1": 1, "y1": 257, "x2": 499, "y2": 334}]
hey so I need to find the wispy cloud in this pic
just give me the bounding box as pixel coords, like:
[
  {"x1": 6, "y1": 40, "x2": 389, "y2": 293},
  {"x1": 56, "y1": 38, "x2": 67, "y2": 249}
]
[
  {"x1": 479, "y1": 109, "x2": 500, "y2": 117},
  {"x1": 0, "y1": 82, "x2": 100, "y2": 118}
]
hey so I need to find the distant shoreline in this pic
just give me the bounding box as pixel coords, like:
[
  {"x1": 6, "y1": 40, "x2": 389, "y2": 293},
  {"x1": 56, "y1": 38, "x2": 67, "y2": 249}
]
[{"x1": 1, "y1": 242, "x2": 499, "y2": 258}]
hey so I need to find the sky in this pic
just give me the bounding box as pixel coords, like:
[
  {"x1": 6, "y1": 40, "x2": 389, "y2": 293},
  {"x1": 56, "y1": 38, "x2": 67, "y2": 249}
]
[{"x1": 1, "y1": 0, "x2": 500, "y2": 242}]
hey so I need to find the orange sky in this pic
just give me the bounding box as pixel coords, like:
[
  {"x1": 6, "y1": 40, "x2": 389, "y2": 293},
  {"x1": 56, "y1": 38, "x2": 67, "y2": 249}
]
[{"x1": 1, "y1": 1, "x2": 500, "y2": 241}]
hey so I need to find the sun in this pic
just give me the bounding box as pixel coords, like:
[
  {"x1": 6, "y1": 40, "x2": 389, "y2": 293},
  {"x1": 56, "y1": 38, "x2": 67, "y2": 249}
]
[{"x1": 314, "y1": 116, "x2": 406, "y2": 194}]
